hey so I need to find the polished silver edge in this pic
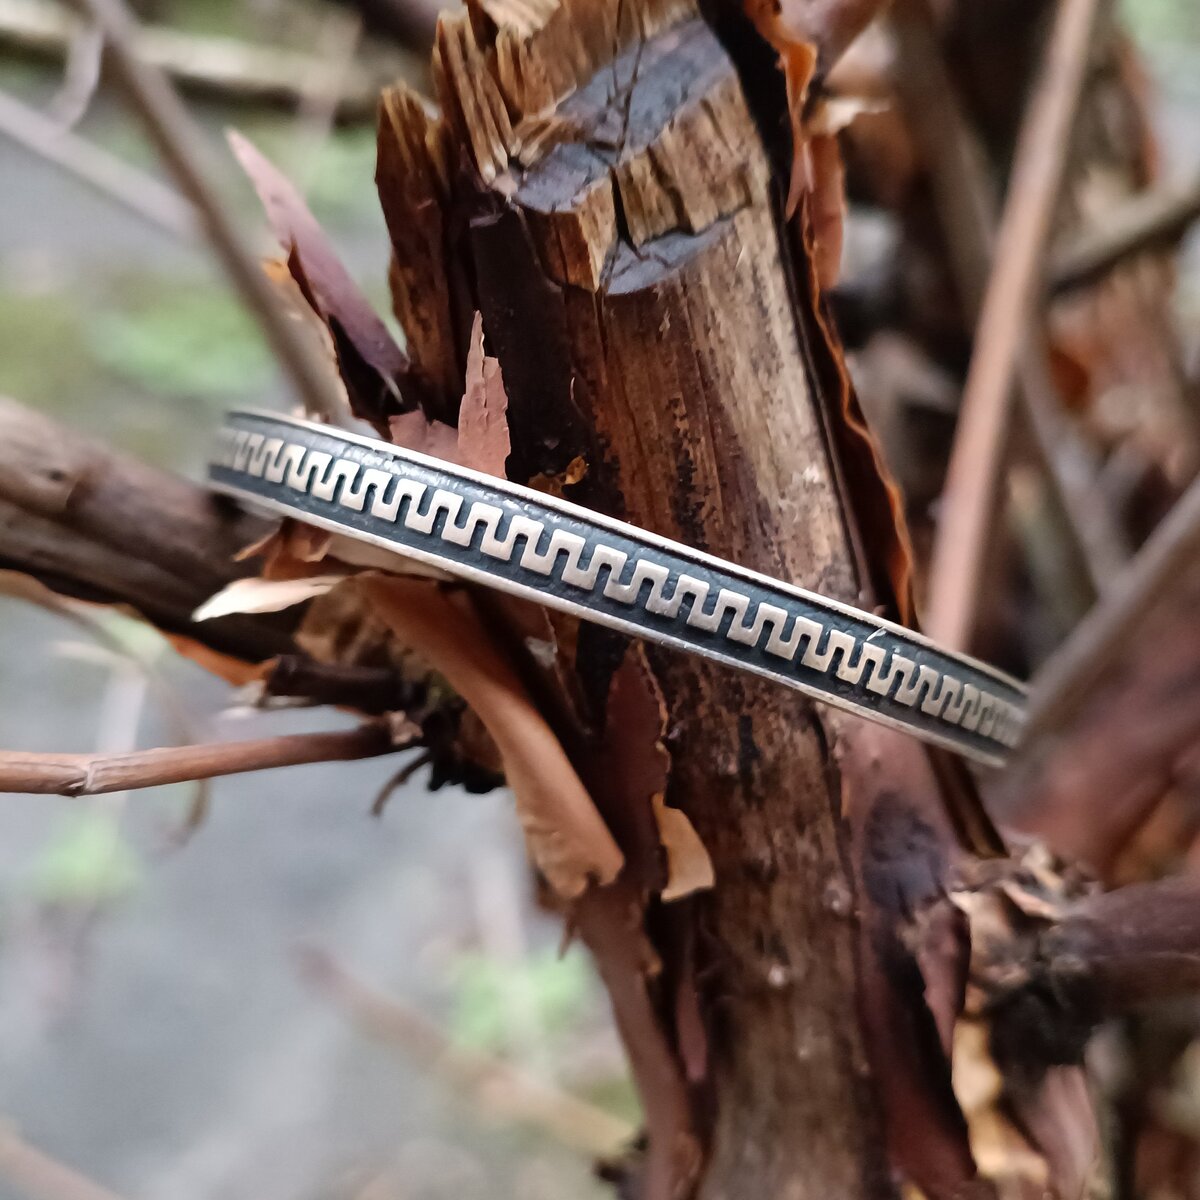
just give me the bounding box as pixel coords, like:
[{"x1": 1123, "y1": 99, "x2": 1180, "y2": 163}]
[
  {"x1": 228, "y1": 408, "x2": 1025, "y2": 692},
  {"x1": 208, "y1": 410, "x2": 1028, "y2": 766}
]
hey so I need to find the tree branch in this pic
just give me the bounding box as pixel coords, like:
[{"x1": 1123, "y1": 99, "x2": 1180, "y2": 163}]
[
  {"x1": 1026, "y1": 472, "x2": 1200, "y2": 739},
  {"x1": 0, "y1": 0, "x2": 401, "y2": 120},
  {"x1": 1050, "y1": 173, "x2": 1200, "y2": 295},
  {"x1": 0, "y1": 86, "x2": 194, "y2": 239},
  {"x1": 1048, "y1": 876, "x2": 1200, "y2": 1013},
  {"x1": 0, "y1": 395, "x2": 295, "y2": 663},
  {"x1": 0, "y1": 723, "x2": 405, "y2": 797},
  {"x1": 61, "y1": 0, "x2": 349, "y2": 423},
  {"x1": 924, "y1": 0, "x2": 1104, "y2": 649},
  {"x1": 890, "y1": 0, "x2": 1129, "y2": 611}
]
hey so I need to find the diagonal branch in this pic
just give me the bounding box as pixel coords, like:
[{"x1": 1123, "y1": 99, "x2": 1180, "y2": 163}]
[
  {"x1": 0, "y1": 86, "x2": 194, "y2": 238},
  {"x1": 1050, "y1": 173, "x2": 1200, "y2": 295},
  {"x1": 924, "y1": 0, "x2": 1104, "y2": 649},
  {"x1": 891, "y1": 0, "x2": 1129, "y2": 612},
  {"x1": 1025, "y1": 472, "x2": 1200, "y2": 739},
  {"x1": 61, "y1": 0, "x2": 348, "y2": 422}
]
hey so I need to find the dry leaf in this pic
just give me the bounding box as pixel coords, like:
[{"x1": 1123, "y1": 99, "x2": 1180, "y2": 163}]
[
  {"x1": 236, "y1": 519, "x2": 334, "y2": 581},
  {"x1": 776, "y1": 0, "x2": 884, "y2": 70},
  {"x1": 360, "y1": 573, "x2": 622, "y2": 897},
  {"x1": 739, "y1": 6, "x2": 876, "y2": 287},
  {"x1": 946, "y1": 852, "x2": 1100, "y2": 1200},
  {"x1": 193, "y1": 575, "x2": 344, "y2": 622},
  {"x1": 742, "y1": 0, "x2": 818, "y2": 216},
  {"x1": 652, "y1": 795, "x2": 714, "y2": 901},
  {"x1": 806, "y1": 132, "x2": 847, "y2": 289},
  {"x1": 228, "y1": 130, "x2": 418, "y2": 425},
  {"x1": 239, "y1": 518, "x2": 450, "y2": 583}
]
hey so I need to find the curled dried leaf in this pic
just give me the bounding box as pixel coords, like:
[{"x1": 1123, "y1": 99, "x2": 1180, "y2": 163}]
[
  {"x1": 193, "y1": 575, "x2": 344, "y2": 622},
  {"x1": 228, "y1": 130, "x2": 418, "y2": 426},
  {"x1": 806, "y1": 131, "x2": 847, "y2": 289},
  {"x1": 360, "y1": 573, "x2": 622, "y2": 897},
  {"x1": 945, "y1": 850, "x2": 1100, "y2": 1200},
  {"x1": 742, "y1": 0, "x2": 817, "y2": 216}
]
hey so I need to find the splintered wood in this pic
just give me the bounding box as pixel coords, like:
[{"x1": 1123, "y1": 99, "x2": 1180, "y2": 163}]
[
  {"x1": 377, "y1": 0, "x2": 765, "y2": 325},
  {"x1": 376, "y1": 2, "x2": 887, "y2": 1196}
]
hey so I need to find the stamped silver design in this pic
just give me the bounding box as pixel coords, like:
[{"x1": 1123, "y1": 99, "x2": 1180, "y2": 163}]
[{"x1": 209, "y1": 410, "x2": 1026, "y2": 765}]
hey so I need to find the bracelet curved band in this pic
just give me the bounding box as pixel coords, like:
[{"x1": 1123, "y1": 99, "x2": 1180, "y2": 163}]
[{"x1": 209, "y1": 410, "x2": 1026, "y2": 766}]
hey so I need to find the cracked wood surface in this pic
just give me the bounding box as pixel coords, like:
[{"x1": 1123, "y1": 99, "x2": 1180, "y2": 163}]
[{"x1": 377, "y1": 4, "x2": 895, "y2": 1195}]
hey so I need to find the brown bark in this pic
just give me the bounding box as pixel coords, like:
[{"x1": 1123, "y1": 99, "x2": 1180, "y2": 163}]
[
  {"x1": 484, "y1": 36, "x2": 888, "y2": 1199},
  {"x1": 9, "y1": 1, "x2": 1190, "y2": 1197},
  {"x1": 374, "y1": 3, "x2": 978, "y2": 1195},
  {"x1": 0, "y1": 395, "x2": 293, "y2": 663}
]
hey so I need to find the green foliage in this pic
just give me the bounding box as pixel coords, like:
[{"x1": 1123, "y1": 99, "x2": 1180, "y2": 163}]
[
  {"x1": 29, "y1": 811, "x2": 142, "y2": 907},
  {"x1": 451, "y1": 947, "x2": 593, "y2": 1054},
  {"x1": 0, "y1": 289, "x2": 92, "y2": 408},
  {"x1": 87, "y1": 282, "x2": 274, "y2": 402},
  {"x1": 1121, "y1": 0, "x2": 1200, "y2": 46}
]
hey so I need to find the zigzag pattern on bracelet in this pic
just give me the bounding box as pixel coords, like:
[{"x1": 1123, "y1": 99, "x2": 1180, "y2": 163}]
[{"x1": 210, "y1": 415, "x2": 1026, "y2": 763}]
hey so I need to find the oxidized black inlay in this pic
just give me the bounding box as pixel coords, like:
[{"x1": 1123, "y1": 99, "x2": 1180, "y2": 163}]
[{"x1": 208, "y1": 410, "x2": 1026, "y2": 765}]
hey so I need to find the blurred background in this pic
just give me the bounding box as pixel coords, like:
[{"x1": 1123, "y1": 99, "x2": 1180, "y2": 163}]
[
  {"x1": 0, "y1": 0, "x2": 1198, "y2": 1197},
  {"x1": 0, "y1": 3, "x2": 637, "y2": 1197}
]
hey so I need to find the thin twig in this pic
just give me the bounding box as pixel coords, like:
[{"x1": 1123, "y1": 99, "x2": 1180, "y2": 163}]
[
  {"x1": 1025, "y1": 472, "x2": 1200, "y2": 738},
  {"x1": 49, "y1": 17, "x2": 102, "y2": 127},
  {"x1": 0, "y1": 86, "x2": 193, "y2": 239},
  {"x1": 924, "y1": 0, "x2": 1103, "y2": 650},
  {"x1": 1049, "y1": 172, "x2": 1200, "y2": 294},
  {"x1": 0, "y1": 0, "x2": 395, "y2": 119},
  {"x1": 62, "y1": 0, "x2": 348, "y2": 422},
  {"x1": 0, "y1": 723, "x2": 406, "y2": 796},
  {"x1": 890, "y1": 0, "x2": 1129, "y2": 608}
]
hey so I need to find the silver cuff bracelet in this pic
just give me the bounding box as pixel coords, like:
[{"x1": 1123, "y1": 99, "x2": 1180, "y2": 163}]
[{"x1": 209, "y1": 409, "x2": 1026, "y2": 765}]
